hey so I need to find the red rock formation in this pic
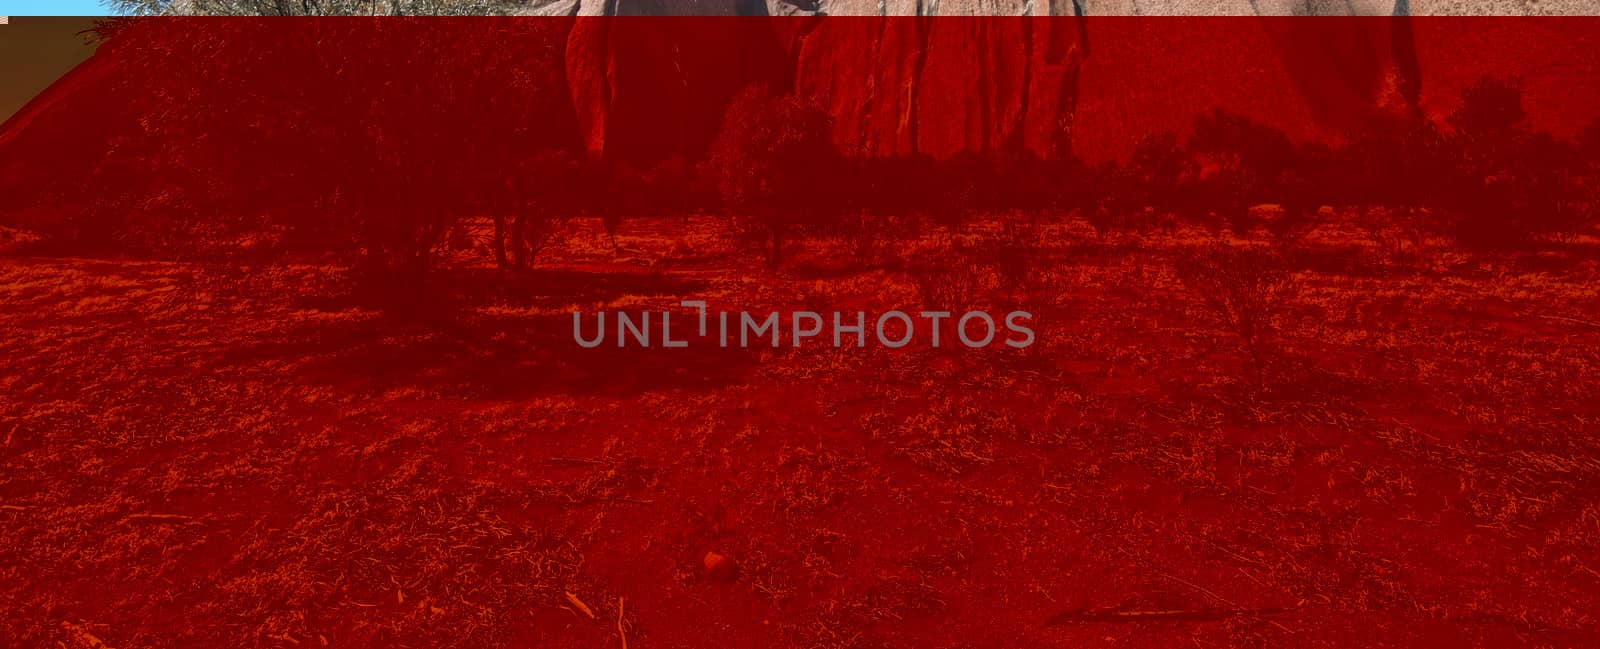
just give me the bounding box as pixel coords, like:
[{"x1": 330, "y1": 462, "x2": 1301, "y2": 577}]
[{"x1": 564, "y1": 13, "x2": 1088, "y2": 163}]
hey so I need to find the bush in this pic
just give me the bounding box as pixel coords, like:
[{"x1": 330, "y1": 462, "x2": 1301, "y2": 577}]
[
  {"x1": 1263, "y1": 203, "x2": 1321, "y2": 252},
  {"x1": 983, "y1": 217, "x2": 1044, "y2": 300},
  {"x1": 1443, "y1": 78, "x2": 1578, "y2": 248},
  {"x1": 1174, "y1": 244, "x2": 1296, "y2": 388},
  {"x1": 910, "y1": 239, "x2": 987, "y2": 312},
  {"x1": 1356, "y1": 207, "x2": 1429, "y2": 265},
  {"x1": 1552, "y1": 173, "x2": 1600, "y2": 242},
  {"x1": 838, "y1": 211, "x2": 915, "y2": 268},
  {"x1": 706, "y1": 86, "x2": 841, "y2": 270},
  {"x1": 494, "y1": 151, "x2": 592, "y2": 269},
  {"x1": 1084, "y1": 204, "x2": 1123, "y2": 241}
]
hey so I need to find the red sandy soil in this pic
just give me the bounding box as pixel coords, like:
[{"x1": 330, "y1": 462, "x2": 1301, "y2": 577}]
[{"x1": 3, "y1": 216, "x2": 1600, "y2": 648}]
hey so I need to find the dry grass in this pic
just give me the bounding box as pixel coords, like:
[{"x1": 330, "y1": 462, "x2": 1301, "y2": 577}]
[{"x1": 4, "y1": 213, "x2": 1600, "y2": 647}]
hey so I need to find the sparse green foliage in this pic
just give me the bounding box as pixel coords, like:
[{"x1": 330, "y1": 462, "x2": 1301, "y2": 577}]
[{"x1": 707, "y1": 87, "x2": 840, "y2": 270}]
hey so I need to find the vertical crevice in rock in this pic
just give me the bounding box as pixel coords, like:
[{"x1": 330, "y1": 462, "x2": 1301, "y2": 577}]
[
  {"x1": 1051, "y1": 0, "x2": 1087, "y2": 158},
  {"x1": 906, "y1": 8, "x2": 930, "y2": 155},
  {"x1": 1391, "y1": 0, "x2": 1422, "y2": 115},
  {"x1": 1005, "y1": 14, "x2": 1034, "y2": 155},
  {"x1": 858, "y1": 16, "x2": 887, "y2": 156},
  {"x1": 976, "y1": 18, "x2": 994, "y2": 153}
]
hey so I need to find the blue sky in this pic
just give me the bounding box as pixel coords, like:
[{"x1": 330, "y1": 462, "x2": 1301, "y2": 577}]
[{"x1": 0, "y1": 0, "x2": 112, "y2": 15}]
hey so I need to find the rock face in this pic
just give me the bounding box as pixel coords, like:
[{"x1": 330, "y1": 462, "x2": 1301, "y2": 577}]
[
  {"x1": 561, "y1": 0, "x2": 1595, "y2": 164},
  {"x1": 789, "y1": 15, "x2": 1088, "y2": 159},
  {"x1": 563, "y1": 15, "x2": 789, "y2": 163},
  {"x1": 527, "y1": 0, "x2": 1599, "y2": 16},
  {"x1": 37, "y1": 1, "x2": 1589, "y2": 172},
  {"x1": 6, "y1": 0, "x2": 1591, "y2": 207},
  {"x1": 564, "y1": 2, "x2": 1091, "y2": 163}
]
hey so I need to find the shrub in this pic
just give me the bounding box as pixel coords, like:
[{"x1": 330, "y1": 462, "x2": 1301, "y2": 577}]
[
  {"x1": 838, "y1": 211, "x2": 915, "y2": 268},
  {"x1": 495, "y1": 151, "x2": 591, "y2": 269},
  {"x1": 1084, "y1": 161, "x2": 1139, "y2": 241},
  {"x1": 1174, "y1": 243, "x2": 1297, "y2": 388},
  {"x1": 983, "y1": 217, "x2": 1044, "y2": 300},
  {"x1": 1552, "y1": 173, "x2": 1600, "y2": 242},
  {"x1": 1442, "y1": 78, "x2": 1579, "y2": 248},
  {"x1": 1130, "y1": 131, "x2": 1194, "y2": 235},
  {"x1": 910, "y1": 239, "x2": 987, "y2": 312},
  {"x1": 1263, "y1": 203, "x2": 1321, "y2": 252},
  {"x1": 911, "y1": 265, "x2": 985, "y2": 313},
  {"x1": 1356, "y1": 207, "x2": 1428, "y2": 265},
  {"x1": 1084, "y1": 204, "x2": 1123, "y2": 241},
  {"x1": 1266, "y1": 168, "x2": 1327, "y2": 252},
  {"x1": 706, "y1": 86, "x2": 841, "y2": 270}
]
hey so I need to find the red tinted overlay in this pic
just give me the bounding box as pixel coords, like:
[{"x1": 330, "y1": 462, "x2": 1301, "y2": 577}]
[{"x1": 3, "y1": 16, "x2": 1600, "y2": 649}]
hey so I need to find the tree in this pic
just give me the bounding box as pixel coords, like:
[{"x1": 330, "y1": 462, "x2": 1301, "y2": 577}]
[
  {"x1": 1334, "y1": 112, "x2": 1454, "y2": 262},
  {"x1": 1565, "y1": 117, "x2": 1600, "y2": 241},
  {"x1": 1445, "y1": 77, "x2": 1577, "y2": 248},
  {"x1": 1129, "y1": 131, "x2": 1194, "y2": 234},
  {"x1": 83, "y1": 19, "x2": 575, "y2": 295},
  {"x1": 706, "y1": 86, "x2": 840, "y2": 270},
  {"x1": 1264, "y1": 142, "x2": 1337, "y2": 252},
  {"x1": 1086, "y1": 160, "x2": 1135, "y2": 240},
  {"x1": 495, "y1": 151, "x2": 595, "y2": 270},
  {"x1": 1580, "y1": 118, "x2": 1600, "y2": 165},
  {"x1": 1186, "y1": 110, "x2": 1297, "y2": 236}
]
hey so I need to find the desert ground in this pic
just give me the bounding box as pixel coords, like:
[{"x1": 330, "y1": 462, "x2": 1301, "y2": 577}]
[{"x1": 4, "y1": 212, "x2": 1599, "y2": 648}]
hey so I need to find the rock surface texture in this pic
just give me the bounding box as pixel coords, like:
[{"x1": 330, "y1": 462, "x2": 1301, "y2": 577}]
[
  {"x1": 518, "y1": 0, "x2": 1599, "y2": 15},
  {"x1": 138, "y1": 2, "x2": 1599, "y2": 165}
]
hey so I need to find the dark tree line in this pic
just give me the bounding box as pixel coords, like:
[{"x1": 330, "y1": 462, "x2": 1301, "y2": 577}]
[
  {"x1": 8, "y1": 17, "x2": 1596, "y2": 288},
  {"x1": 705, "y1": 75, "x2": 1598, "y2": 268}
]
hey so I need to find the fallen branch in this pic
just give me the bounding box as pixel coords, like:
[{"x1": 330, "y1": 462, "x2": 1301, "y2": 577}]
[
  {"x1": 617, "y1": 597, "x2": 628, "y2": 649},
  {"x1": 60, "y1": 621, "x2": 112, "y2": 649},
  {"x1": 1094, "y1": 547, "x2": 1300, "y2": 634},
  {"x1": 124, "y1": 514, "x2": 195, "y2": 524},
  {"x1": 1539, "y1": 315, "x2": 1600, "y2": 330},
  {"x1": 543, "y1": 457, "x2": 604, "y2": 466},
  {"x1": 550, "y1": 496, "x2": 655, "y2": 506},
  {"x1": 1047, "y1": 606, "x2": 1299, "y2": 625},
  {"x1": 565, "y1": 592, "x2": 596, "y2": 620}
]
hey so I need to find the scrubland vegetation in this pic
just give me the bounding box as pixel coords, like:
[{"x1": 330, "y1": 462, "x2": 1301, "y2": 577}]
[
  {"x1": 4, "y1": 20, "x2": 1600, "y2": 649},
  {"x1": 5, "y1": 196, "x2": 1600, "y2": 646}
]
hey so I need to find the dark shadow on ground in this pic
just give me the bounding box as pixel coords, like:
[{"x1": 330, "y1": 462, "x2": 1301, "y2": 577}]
[{"x1": 223, "y1": 304, "x2": 757, "y2": 399}]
